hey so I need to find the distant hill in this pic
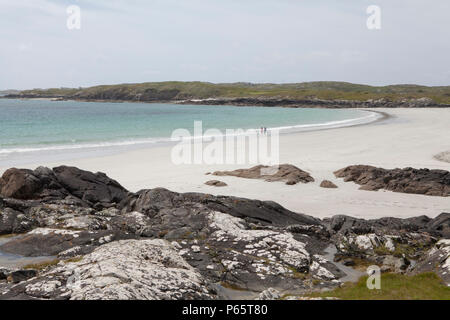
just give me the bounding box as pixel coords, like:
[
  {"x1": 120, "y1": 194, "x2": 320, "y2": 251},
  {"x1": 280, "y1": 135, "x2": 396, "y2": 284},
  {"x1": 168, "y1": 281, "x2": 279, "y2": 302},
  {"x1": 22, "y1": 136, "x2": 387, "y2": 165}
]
[
  {"x1": 5, "y1": 81, "x2": 450, "y2": 104},
  {"x1": 0, "y1": 89, "x2": 20, "y2": 96}
]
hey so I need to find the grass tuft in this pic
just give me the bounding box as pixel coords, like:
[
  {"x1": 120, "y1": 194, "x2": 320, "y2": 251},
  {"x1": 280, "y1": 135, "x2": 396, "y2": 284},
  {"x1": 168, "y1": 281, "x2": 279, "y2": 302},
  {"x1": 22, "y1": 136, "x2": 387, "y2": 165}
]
[{"x1": 308, "y1": 272, "x2": 450, "y2": 300}]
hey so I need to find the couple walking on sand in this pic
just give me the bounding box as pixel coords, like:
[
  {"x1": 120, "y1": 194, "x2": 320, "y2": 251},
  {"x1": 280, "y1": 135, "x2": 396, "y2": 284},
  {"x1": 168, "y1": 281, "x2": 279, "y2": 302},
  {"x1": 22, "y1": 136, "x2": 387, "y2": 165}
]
[{"x1": 260, "y1": 127, "x2": 268, "y2": 135}]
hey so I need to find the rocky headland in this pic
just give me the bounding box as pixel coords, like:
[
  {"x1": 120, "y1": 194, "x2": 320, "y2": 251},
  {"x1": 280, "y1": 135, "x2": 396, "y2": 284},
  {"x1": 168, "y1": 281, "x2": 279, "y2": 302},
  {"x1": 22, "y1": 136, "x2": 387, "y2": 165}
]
[
  {"x1": 0, "y1": 166, "x2": 449, "y2": 300},
  {"x1": 4, "y1": 94, "x2": 449, "y2": 109},
  {"x1": 4, "y1": 81, "x2": 450, "y2": 109}
]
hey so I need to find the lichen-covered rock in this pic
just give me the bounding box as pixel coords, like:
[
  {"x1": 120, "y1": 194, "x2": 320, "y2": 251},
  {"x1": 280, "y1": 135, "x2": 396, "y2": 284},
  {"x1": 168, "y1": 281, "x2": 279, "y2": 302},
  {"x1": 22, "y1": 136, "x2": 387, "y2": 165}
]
[
  {"x1": 335, "y1": 231, "x2": 435, "y2": 261},
  {"x1": 1, "y1": 240, "x2": 215, "y2": 300},
  {"x1": 381, "y1": 255, "x2": 410, "y2": 273},
  {"x1": 412, "y1": 239, "x2": 450, "y2": 285},
  {"x1": 1, "y1": 165, "x2": 448, "y2": 299},
  {"x1": 0, "y1": 228, "x2": 130, "y2": 257},
  {"x1": 176, "y1": 211, "x2": 341, "y2": 293},
  {"x1": 257, "y1": 288, "x2": 281, "y2": 300},
  {"x1": 7, "y1": 270, "x2": 37, "y2": 284},
  {"x1": 123, "y1": 188, "x2": 320, "y2": 228},
  {"x1": 326, "y1": 214, "x2": 448, "y2": 238}
]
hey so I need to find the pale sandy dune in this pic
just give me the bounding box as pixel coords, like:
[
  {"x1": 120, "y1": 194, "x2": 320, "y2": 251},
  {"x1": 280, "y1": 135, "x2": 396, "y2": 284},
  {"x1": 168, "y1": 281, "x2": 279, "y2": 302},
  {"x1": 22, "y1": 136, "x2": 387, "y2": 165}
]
[{"x1": 1, "y1": 108, "x2": 449, "y2": 219}]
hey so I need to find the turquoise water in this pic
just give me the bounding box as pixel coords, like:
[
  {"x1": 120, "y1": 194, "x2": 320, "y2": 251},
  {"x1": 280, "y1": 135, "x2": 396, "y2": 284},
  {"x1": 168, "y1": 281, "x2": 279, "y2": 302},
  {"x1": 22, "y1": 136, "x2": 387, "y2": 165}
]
[{"x1": 0, "y1": 99, "x2": 376, "y2": 155}]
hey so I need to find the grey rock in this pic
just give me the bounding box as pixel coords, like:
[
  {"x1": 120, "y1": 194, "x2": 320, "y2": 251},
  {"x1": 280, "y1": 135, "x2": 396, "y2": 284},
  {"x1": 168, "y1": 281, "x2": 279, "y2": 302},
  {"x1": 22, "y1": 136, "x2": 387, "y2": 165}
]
[
  {"x1": 0, "y1": 228, "x2": 131, "y2": 257},
  {"x1": 1, "y1": 239, "x2": 215, "y2": 300},
  {"x1": 257, "y1": 288, "x2": 281, "y2": 300},
  {"x1": 382, "y1": 255, "x2": 410, "y2": 273},
  {"x1": 0, "y1": 208, "x2": 35, "y2": 235},
  {"x1": 334, "y1": 165, "x2": 449, "y2": 197},
  {"x1": 122, "y1": 188, "x2": 321, "y2": 227},
  {"x1": 427, "y1": 213, "x2": 450, "y2": 238}
]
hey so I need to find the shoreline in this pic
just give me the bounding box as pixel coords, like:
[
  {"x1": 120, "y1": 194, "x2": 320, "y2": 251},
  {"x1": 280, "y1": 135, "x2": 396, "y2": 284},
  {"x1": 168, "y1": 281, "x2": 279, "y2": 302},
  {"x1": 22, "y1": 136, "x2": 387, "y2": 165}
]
[
  {"x1": 0, "y1": 106, "x2": 383, "y2": 165},
  {"x1": 1, "y1": 107, "x2": 449, "y2": 220},
  {"x1": 2, "y1": 95, "x2": 449, "y2": 108}
]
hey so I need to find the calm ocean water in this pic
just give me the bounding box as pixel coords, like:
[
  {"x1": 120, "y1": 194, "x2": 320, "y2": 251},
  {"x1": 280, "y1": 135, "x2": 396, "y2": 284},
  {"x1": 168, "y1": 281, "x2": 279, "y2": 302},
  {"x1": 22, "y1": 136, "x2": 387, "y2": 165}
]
[{"x1": 0, "y1": 99, "x2": 377, "y2": 161}]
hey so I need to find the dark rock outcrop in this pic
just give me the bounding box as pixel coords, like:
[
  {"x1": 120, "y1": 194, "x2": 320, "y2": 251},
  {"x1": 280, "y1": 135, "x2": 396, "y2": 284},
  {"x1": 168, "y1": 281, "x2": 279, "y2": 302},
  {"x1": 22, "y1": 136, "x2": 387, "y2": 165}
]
[
  {"x1": 122, "y1": 188, "x2": 320, "y2": 227},
  {"x1": 412, "y1": 239, "x2": 450, "y2": 284},
  {"x1": 0, "y1": 166, "x2": 129, "y2": 207},
  {"x1": 212, "y1": 164, "x2": 314, "y2": 185},
  {"x1": 7, "y1": 270, "x2": 38, "y2": 284},
  {"x1": 0, "y1": 168, "x2": 44, "y2": 200},
  {"x1": 1, "y1": 240, "x2": 215, "y2": 300},
  {"x1": 324, "y1": 213, "x2": 449, "y2": 238},
  {"x1": 334, "y1": 165, "x2": 449, "y2": 197},
  {"x1": 180, "y1": 97, "x2": 447, "y2": 109},
  {"x1": 0, "y1": 208, "x2": 35, "y2": 235}
]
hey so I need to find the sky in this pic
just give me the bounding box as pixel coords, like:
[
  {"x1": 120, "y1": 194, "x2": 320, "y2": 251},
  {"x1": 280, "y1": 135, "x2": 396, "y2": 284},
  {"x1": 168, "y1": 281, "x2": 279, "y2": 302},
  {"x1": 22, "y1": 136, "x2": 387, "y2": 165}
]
[{"x1": 0, "y1": 0, "x2": 449, "y2": 90}]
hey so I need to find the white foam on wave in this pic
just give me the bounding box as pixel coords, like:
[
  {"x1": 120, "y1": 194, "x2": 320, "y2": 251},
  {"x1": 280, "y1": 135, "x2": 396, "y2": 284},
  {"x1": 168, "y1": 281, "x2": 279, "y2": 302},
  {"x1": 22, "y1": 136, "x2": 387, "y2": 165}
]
[{"x1": 0, "y1": 110, "x2": 381, "y2": 155}]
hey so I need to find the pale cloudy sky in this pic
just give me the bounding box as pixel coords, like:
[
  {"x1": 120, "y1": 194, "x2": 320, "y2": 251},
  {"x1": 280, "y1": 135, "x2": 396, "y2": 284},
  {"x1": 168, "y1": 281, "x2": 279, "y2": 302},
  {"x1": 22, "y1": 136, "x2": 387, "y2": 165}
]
[{"x1": 0, "y1": 0, "x2": 449, "y2": 90}]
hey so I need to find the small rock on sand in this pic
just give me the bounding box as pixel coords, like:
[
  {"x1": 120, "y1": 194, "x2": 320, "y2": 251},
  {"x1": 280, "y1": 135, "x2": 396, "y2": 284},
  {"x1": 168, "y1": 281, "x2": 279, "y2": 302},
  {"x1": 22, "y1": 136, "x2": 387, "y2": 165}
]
[
  {"x1": 320, "y1": 180, "x2": 338, "y2": 189},
  {"x1": 205, "y1": 180, "x2": 228, "y2": 187}
]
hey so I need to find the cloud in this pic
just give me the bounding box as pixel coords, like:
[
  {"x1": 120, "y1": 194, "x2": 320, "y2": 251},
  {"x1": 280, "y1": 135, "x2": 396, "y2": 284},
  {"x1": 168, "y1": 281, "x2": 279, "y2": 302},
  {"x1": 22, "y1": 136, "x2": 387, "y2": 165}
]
[{"x1": 0, "y1": 0, "x2": 449, "y2": 89}]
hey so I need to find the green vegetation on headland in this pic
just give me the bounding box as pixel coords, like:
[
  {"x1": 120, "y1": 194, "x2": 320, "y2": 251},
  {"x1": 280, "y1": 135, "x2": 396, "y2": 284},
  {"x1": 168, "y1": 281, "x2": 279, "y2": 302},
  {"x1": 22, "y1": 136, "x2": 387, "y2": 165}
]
[
  {"x1": 6, "y1": 81, "x2": 450, "y2": 104},
  {"x1": 0, "y1": 89, "x2": 20, "y2": 96},
  {"x1": 307, "y1": 272, "x2": 450, "y2": 300}
]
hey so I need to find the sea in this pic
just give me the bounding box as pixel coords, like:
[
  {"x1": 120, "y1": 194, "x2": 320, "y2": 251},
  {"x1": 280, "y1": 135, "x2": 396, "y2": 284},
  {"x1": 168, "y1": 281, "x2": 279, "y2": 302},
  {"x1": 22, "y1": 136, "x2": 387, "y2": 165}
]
[{"x1": 0, "y1": 99, "x2": 380, "y2": 167}]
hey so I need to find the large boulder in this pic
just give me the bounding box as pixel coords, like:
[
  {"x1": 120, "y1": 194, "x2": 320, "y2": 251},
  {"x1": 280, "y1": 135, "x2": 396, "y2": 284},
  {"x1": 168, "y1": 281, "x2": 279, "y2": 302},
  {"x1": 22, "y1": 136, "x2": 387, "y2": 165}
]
[
  {"x1": 0, "y1": 168, "x2": 45, "y2": 200},
  {"x1": 326, "y1": 215, "x2": 439, "y2": 267},
  {"x1": 52, "y1": 166, "x2": 128, "y2": 206},
  {"x1": 0, "y1": 228, "x2": 130, "y2": 257},
  {"x1": 334, "y1": 165, "x2": 449, "y2": 197},
  {"x1": 412, "y1": 239, "x2": 450, "y2": 286},
  {"x1": 0, "y1": 166, "x2": 129, "y2": 207}
]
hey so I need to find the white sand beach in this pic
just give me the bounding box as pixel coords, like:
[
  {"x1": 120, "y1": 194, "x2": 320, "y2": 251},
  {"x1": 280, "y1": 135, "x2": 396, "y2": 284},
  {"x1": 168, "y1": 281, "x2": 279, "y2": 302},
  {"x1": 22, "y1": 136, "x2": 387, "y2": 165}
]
[{"x1": 1, "y1": 108, "x2": 449, "y2": 219}]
